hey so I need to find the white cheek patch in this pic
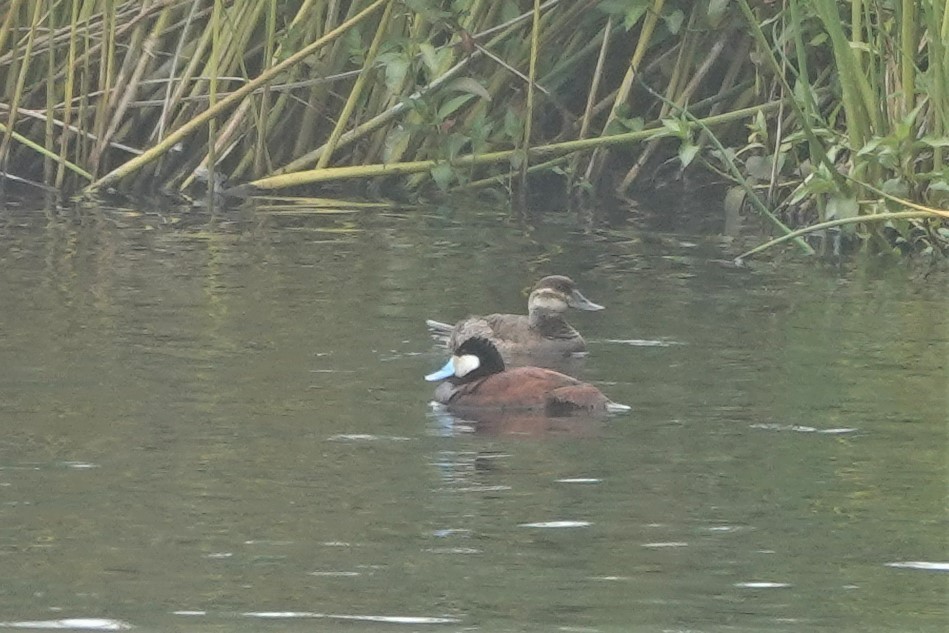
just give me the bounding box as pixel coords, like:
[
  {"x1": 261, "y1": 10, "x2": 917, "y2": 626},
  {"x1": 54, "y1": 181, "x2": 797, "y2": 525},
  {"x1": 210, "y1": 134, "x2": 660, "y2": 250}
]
[
  {"x1": 453, "y1": 353, "x2": 481, "y2": 377},
  {"x1": 531, "y1": 294, "x2": 567, "y2": 312}
]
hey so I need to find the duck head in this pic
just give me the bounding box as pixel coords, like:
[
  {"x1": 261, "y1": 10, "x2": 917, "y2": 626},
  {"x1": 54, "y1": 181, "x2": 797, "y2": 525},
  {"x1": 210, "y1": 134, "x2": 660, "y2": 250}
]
[
  {"x1": 425, "y1": 336, "x2": 505, "y2": 382},
  {"x1": 528, "y1": 275, "x2": 604, "y2": 316}
]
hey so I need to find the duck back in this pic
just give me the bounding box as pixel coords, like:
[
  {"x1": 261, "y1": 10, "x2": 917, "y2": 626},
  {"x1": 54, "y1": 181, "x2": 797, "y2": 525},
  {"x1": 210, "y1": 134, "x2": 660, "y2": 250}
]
[{"x1": 447, "y1": 313, "x2": 585, "y2": 357}]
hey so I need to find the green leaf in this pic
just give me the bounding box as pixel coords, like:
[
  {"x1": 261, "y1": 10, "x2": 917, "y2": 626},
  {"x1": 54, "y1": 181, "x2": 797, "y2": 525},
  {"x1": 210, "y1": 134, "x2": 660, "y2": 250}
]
[
  {"x1": 438, "y1": 93, "x2": 474, "y2": 120},
  {"x1": 468, "y1": 111, "x2": 492, "y2": 152},
  {"x1": 801, "y1": 169, "x2": 837, "y2": 196},
  {"x1": 744, "y1": 155, "x2": 772, "y2": 181},
  {"x1": 599, "y1": 0, "x2": 649, "y2": 30},
  {"x1": 500, "y1": 0, "x2": 520, "y2": 23},
  {"x1": 920, "y1": 135, "x2": 949, "y2": 148},
  {"x1": 604, "y1": 118, "x2": 626, "y2": 136},
  {"x1": 787, "y1": 183, "x2": 809, "y2": 207},
  {"x1": 430, "y1": 163, "x2": 454, "y2": 191},
  {"x1": 402, "y1": 0, "x2": 450, "y2": 21},
  {"x1": 881, "y1": 178, "x2": 909, "y2": 198},
  {"x1": 382, "y1": 126, "x2": 411, "y2": 163},
  {"x1": 856, "y1": 136, "x2": 884, "y2": 157},
  {"x1": 503, "y1": 107, "x2": 523, "y2": 140},
  {"x1": 707, "y1": 0, "x2": 730, "y2": 27},
  {"x1": 723, "y1": 185, "x2": 746, "y2": 216},
  {"x1": 344, "y1": 27, "x2": 365, "y2": 64},
  {"x1": 664, "y1": 9, "x2": 685, "y2": 35},
  {"x1": 419, "y1": 42, "x2": 438, "y2": 74},
  {"x1": 612, "y1": 102, "x2": 632, "y2": 119},
  {"x1": 757, "y1": 109, "x2": 769, "y2": 133},
  {"x1": 282, "y1": 20, "x2": 309, "y2": 56},
  {"x1": 445, "y1": 133, "x2": 470, "y2": 160},
  {"x1": 443, "y1": 77, "x2": 491, "y2": 101},
  {"x1": 606, "y1": 115, "x2": 644, "y2": 135},
  {"x1": 660, "y1": 117, "x2": 689, "y2": 139},
  {"x1": 381, "y1": 54, "x2": 409, "y2": 93},
  {"x1": 825, "y1": 195, "x2": 858, "y2": 220},
  {"x1": 929, "y1": 181, "x2": 949, "y2": 193},
  {"x1": 624, "y1": 5, "x2": 647, "y2": 30},
  {"x1": 678, "y1": 141, "x2": 699, "y2": 168},
  {"x1": 620, "y1": 116, "x2": 644, "y2": 132}
]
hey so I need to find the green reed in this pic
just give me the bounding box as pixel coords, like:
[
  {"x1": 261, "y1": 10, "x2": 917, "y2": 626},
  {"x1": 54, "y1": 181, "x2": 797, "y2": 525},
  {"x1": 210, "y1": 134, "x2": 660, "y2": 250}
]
[{"x1": 0, "y1": 0, "x2": 944, "y2": 257}]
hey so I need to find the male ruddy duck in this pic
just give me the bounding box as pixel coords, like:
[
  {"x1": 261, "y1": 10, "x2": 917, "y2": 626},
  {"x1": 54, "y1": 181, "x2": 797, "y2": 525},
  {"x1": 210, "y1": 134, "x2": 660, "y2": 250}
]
[
  {"x1": 426, "y1": 275, "x2": 604, "y2": 361},
  {"x1": 425, "y1": 337, "x2": 629, "y2": 416}
]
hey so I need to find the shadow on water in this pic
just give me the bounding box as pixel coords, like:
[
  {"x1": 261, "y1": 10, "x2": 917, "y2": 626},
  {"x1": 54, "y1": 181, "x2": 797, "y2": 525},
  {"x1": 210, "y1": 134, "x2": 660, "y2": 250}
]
[{"x1": 0, "y1": 194, "x2": 946, "y2": 632}]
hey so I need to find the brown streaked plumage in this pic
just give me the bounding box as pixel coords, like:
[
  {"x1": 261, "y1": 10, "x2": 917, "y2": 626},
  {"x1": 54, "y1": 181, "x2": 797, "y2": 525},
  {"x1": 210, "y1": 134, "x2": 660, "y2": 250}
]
[{"x1": 425, "y1": 275, "x2": 604, "y2": 361}]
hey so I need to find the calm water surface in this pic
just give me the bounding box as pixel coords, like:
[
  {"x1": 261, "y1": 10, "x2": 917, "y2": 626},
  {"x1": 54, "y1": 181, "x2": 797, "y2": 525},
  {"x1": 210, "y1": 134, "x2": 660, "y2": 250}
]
[{"x1": 0, "y1": 196, "x2": 946, "y2": 632}]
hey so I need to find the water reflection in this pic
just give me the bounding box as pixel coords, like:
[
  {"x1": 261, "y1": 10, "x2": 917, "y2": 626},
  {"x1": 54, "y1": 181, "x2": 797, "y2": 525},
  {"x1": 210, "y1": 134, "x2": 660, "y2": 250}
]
[
  {"x1": 0, "y1": 195, "x2": 946, "y2": 632},
  {"x1": 429, "y1": 409, "x2": 606, "y2": 438}
]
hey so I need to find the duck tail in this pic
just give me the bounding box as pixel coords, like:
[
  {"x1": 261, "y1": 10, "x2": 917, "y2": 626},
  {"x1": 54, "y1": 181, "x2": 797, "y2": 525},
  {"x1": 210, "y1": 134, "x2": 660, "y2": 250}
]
[
  {"x1": 425, "y1": 319, "x2": 454, "y2": 345},
  {"x1": 426, "y1": 319, "x2": 453, "y2": 333}
]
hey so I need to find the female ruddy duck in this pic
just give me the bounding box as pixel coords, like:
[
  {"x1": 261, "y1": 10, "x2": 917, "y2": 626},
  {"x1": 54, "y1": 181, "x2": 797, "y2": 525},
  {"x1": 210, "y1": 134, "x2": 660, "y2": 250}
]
[
  {"x1": 426, "y1": 275, "x2": 604, "y2": 360},
  {"x1": 425, "y1": 337, "x2": 629, "y2": 415}
]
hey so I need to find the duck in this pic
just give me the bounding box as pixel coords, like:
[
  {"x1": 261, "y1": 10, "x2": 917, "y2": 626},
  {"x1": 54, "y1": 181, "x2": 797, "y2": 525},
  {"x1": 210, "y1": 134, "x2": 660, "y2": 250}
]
[
  {"x1": 425, "y1": 336, "x2": 629, "y2": 416},
  {"x1": 425, "y1": 275, "x2": 604, "y2": 361}
]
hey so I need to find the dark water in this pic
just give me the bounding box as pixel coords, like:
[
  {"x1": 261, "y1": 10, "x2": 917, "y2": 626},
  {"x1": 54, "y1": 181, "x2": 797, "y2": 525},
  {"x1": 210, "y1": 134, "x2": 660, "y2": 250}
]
[{"x1": 0, "y1": 196, "x2": 945, "y2": 632}]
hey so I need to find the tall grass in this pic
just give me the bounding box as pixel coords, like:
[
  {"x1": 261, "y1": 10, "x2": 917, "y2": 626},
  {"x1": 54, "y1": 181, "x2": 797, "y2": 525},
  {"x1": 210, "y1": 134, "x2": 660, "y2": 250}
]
[
  {"x1": 743, "y1": 0, "x2": 948, "y2": 255},
  {"x1": 0, "y1": 0, "x2": 945, "y2": 256}
]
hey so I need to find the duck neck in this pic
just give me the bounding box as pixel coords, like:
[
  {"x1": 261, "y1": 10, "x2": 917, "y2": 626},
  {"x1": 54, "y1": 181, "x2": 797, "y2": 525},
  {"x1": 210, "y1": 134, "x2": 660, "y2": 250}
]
[{"x1": 529, "y1": 310, "x2": 578, "y2": 339}]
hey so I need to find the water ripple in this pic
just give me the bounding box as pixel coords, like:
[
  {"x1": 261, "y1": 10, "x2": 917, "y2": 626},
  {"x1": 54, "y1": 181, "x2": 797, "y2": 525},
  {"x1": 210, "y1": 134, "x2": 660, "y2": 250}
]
[
  {"x1": 432, "y1": 528, "x2": 472, "y2": 537},
  {"x1": 424, "y1": 547, "x2": 482, "y2": 554},
  {"x1": 449, "y1": 485, "x2": 511, "y2": 493},
  {"x1": 327, "y1": 434, "x2": 413, "y2": 442},
  {"x1": 705, "y1": 525, "x2": 746, "y2": 533},
  {"x1": 243, "y1": 612, "x2": 460, "y2": 624},
  {"x1": 885, "y1": 561, "x2": 949, "y2": 572},
  {"x1": 0, "y1": 619, "x2": 132, "y2": 630},
  {"x1": 519, "y1": 521, "x2": 592, "y2": 529},
  {"x1": 601, "y1": 338, "x2": 682, "y2": 347},
  {"x1": 750, "y1": 423, "x2": 858, "y2": 434}
]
